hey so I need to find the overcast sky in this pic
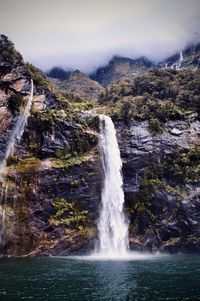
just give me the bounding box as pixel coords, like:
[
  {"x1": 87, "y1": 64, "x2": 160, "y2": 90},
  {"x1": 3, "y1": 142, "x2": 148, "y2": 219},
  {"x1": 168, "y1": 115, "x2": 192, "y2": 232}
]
[{"x1": 1, "y1": 0, "x2": 200, "y2": 72}]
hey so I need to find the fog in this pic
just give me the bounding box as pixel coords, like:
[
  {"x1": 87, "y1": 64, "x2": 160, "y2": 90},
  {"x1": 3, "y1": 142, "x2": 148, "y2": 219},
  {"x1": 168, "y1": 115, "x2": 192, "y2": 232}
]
[{"x1": 0, "y1": 0, "x2": 200, "y2": 73}]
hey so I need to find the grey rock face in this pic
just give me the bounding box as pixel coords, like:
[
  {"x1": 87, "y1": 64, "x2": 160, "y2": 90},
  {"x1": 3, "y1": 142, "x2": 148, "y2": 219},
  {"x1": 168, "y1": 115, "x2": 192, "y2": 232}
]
[{"x1": 115, "y1": 119, "x2": 200, "y2": 253}]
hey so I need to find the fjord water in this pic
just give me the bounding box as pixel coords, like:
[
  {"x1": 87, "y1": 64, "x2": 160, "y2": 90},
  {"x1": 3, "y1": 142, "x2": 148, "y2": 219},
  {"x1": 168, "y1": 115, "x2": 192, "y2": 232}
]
[
  {"x1": 96, "y1": 115, "x2": 129, "y2": 257},
  {"x1": 0, "y1": 255, "x2": 200, "y2": 300}
]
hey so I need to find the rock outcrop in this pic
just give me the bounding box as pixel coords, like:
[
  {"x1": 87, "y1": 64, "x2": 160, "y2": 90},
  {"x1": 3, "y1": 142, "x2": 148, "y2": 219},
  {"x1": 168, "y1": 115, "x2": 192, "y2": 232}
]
[{"x1": 116, "y1": 118, "x2": 200, "y2": 253}]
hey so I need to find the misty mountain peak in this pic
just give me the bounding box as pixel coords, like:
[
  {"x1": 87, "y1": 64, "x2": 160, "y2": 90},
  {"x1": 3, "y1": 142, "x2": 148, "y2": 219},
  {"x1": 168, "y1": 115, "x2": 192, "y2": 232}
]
[
  {"x1": 47, "y1": 67, "x2": 71, "y2": 80},
  {"x1": 90, "y1": 55, "x2": 154, "y2": 87}
]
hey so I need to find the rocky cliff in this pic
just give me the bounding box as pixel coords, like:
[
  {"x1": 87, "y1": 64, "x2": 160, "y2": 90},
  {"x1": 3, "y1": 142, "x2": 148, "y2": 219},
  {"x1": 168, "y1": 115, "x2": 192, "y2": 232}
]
[
  {"x1": 0, "y1": 35, "x2": 200, "y2": 256},
  {"x1": 0, "y1": 35, "x2": 101, "y2": 256},
  {"x1": 118, "y1": 119, "x2": 200, "y2": 253}
]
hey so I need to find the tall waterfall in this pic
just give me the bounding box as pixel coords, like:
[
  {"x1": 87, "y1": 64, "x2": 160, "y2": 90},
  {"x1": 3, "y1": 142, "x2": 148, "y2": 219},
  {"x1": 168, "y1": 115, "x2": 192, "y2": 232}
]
[
  {"x1": 0, "y1": 79, "x2": 34, "y2": 176},
  {"x1": 96, "y1": 115, "x2": 129, "y2": 257}
]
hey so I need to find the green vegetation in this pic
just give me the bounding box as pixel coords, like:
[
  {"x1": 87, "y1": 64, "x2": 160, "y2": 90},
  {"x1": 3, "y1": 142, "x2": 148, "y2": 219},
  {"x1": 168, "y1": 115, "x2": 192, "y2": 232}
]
[
  {"x1": 25, "y1": 63, "x2": 53, "y2": 91},
  {"x1": 149, "y1": 117, "x2": 163, "y2": 134},
  {"x1": 0, "y1": 35, "x2": 23, "y2": 64},
  {"x1": 37, "y1": 109, "x2": 64, "y2": 124},
  {"x1": 136, "y1": 145, "x2": 200, "y2": 202},
  {"x1": 126, "y1": 146, "x2": 200, "y2": 231},
  {"x1": 9, "y1": 157, "x2": 41, "y2": 174},
  {"x1": 8, "y1": 94, "x2": 24, "y2": 114},
  {"x1": 56, "y1": 95, "x2": 95, "y2": 122},
  {"x1": 97, "y1": 68, "x2": 200, "y2": 133},
  {"x1": 160, "y1": 145, "x2": 200, "y2": 185},
  {"x1": 51, "y1": 151, "x2": 94, "y2": 169},
  {"x1": 49, "y1": 198, "x2": 88, "y2": 235}
]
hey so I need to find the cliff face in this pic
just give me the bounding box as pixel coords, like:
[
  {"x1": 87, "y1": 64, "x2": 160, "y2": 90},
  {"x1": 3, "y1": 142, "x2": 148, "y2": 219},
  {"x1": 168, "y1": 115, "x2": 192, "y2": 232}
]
[
  {"x1": 0, "y1": 35, "x2": 200, "y2": 256},
  {"x1": 0, "y1": 35, "x2": 101, "y2": 256},
  {"x1": 96, "y1": 64, "x2": 200, "y2": 253},
  {"x1": 117, "y1": 119, "x2": 200, "y2": 253}
]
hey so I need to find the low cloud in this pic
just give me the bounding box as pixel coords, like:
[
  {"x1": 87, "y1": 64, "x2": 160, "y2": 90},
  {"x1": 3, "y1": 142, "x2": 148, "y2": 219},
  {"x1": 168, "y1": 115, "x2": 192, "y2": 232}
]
[{"x1": 1, "y1": 0, "x2": 200, "y2": 72}]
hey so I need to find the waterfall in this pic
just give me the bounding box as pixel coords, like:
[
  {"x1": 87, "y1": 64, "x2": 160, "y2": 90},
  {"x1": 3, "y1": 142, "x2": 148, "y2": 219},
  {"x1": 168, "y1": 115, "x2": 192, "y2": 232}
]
[
  {"x1": 180, "y1": 51, "x2": 183, "y2": 63},
  {"x1": 171, "y1": 51, "x2": 184, "y2": 70},
  {"x1": 174, "y1": 51, "x2": 183, "y2": 70},
  {"x1": 0, "y1": 79, "x2": 34, "y2": 176},
  {"x1": 96, "y1": 115, "x2": 129, "y2": 257},
  {"x1": 0, "y1": 209, "x2": 5, "y2": 244},
  {"x1": 177, "y1": 51, "x2": 183, "y2": 69}
]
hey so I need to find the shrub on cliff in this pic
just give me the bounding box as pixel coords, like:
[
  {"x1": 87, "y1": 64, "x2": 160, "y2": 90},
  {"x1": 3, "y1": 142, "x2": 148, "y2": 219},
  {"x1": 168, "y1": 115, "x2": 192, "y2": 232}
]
[
  {"x1": 8, "y1": 94, "x2": 24, "y2": 114},
  {"x1": 97, "y1": 68, "x2": 200, "y2": 127},
  {"x1": 25, "y1": 63, "x2": 52, "y2": 91},
  {"x1": 0, "y1": 35, "x2": 23, "y2": 64}
]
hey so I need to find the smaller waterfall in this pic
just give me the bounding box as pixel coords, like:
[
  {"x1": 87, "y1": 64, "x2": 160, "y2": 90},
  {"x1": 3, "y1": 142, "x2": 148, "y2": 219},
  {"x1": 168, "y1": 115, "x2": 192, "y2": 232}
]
[
  {"x1": 177, "y1": 51, "x2": 183, "y2": 69},
  {"x1": 180, "y1": 51, "x2": 183, "y2": 62},
  {"x1": 96, "y1": 115, "x2": 129, "y2": 257},
  {"x1": 172, "y1": 51, "x2": 183, "y2": 70},
  {"x1": 0, "y1": 209, "x2": 5, "y2": 244},
  {"x1": 0, "y1": 79, "x2": 34, "y2": 176}
]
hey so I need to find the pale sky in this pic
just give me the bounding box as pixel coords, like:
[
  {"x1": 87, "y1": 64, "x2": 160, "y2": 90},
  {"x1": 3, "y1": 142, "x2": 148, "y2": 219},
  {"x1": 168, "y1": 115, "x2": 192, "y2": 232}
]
[{"x1": 0, "y1": 0, "x2": 200, "y2": 72}]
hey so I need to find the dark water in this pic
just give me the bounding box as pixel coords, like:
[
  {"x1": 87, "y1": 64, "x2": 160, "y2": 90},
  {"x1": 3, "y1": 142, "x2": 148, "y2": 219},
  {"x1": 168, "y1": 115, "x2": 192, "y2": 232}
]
[{"x1": 0, "y1": 255, "x2": 200, "y2": 300}]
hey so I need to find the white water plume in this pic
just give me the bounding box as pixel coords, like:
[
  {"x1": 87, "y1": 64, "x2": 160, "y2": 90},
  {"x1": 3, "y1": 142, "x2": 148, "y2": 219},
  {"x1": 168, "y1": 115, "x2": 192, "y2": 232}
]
[
  {"x1": 95, "y1": 115, "x2": 129, "y2": 258},
  {"x1": 172, "y1": 51, "x2": 184, "y2": 70}
]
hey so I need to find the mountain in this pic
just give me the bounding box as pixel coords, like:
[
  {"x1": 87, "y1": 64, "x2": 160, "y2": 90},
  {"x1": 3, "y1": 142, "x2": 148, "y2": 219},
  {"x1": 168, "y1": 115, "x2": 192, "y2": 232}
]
[
  {"x1": 47, "y1": 67, "x2": 72, "y2": 80},
  {"x1": 0, "y1": 34, "x2": 200, "y2": 256},
  {"x1": 47, "y1": 41, "x2": 200, "y2": 92},
  {"x1": 90, "y1": 43, "x2": 200, "y2": 87},
  {"x1": 160, "y1": 42, "x2": 200, "y2": 69},
  {"x1": 49, "y1": 69, "x2": 103, "y2": 101},
  {"x1": 90, "y1": 55, "x2": 154, "y2": 87}
]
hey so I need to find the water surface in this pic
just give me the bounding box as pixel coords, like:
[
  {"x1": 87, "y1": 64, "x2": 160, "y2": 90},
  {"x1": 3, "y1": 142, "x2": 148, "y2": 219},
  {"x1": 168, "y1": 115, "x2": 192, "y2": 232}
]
[{"x1": 0, "y1": 255, "x2": 199, "y2": 300}]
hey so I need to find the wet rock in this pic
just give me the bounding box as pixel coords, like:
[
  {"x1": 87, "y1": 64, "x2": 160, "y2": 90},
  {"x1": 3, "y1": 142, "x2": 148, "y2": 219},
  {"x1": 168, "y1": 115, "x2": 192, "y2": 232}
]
[{"x1": 116, "y1": 119, "x2": 200, "y2": 253}]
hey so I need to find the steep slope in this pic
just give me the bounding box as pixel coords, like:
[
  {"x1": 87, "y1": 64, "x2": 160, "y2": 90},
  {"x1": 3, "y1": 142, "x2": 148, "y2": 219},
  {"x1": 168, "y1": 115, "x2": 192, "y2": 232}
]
[
  {"x1": 90, "y1": 56, "x2": 154, "y2": 87},
  {"x1": 97, "y1": 68, "x2": 200, "y2": 253}
]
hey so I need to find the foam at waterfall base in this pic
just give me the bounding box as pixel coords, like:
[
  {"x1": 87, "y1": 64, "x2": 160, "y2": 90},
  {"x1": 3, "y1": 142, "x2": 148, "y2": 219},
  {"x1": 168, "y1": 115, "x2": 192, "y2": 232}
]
[{"x1": 67, "y1": 251, "x2": 163, "y2": 261}]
